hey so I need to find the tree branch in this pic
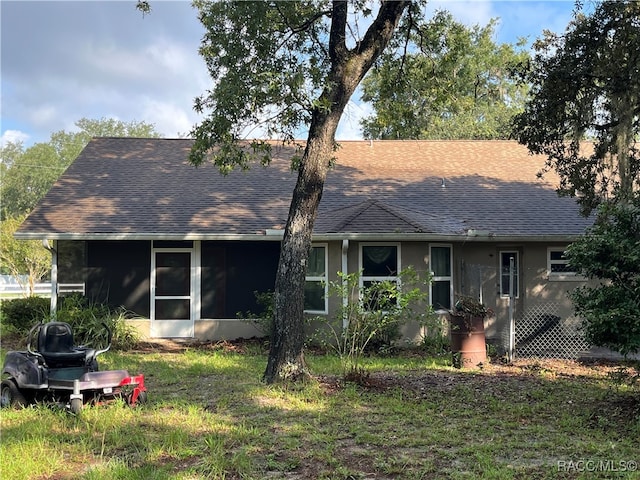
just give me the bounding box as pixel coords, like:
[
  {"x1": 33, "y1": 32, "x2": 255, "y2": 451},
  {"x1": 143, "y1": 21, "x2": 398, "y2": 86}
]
[
  {"x1": 274, "y1": 3, "x2": 331, "y2": 35},
  {"x1": 329, "y1": 1, "x2": 348, "y2": 62}
]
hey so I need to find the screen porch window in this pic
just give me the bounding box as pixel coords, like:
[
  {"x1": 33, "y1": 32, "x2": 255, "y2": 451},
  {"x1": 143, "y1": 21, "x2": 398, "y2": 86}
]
[
  {"x1": 304, "y1": 245, "x2": 327, "y2": 313},
  {"x1": 430, "y1": 244, "x2": 452, "y2": 311},
  {"x1": 500, "y1": 251, "x2": 519, "y2": 297}
]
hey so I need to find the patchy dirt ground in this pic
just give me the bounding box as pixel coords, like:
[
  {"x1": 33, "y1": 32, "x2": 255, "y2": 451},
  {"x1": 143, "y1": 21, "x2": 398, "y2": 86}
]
[
  {"x1": 3, "y1": 332, "x2": 638, "y2": 405},
  {"x1": 125, "y1": 337, "x2": 640, "y2": 401}
]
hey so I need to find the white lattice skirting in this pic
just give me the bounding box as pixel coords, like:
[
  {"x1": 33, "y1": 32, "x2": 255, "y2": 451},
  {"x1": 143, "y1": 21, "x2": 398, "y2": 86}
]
[{"x1": 514, "y1": 302, "x2": 590, "y2": 359}]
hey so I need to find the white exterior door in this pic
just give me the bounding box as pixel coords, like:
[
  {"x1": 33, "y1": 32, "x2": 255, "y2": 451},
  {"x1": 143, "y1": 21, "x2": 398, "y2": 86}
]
[{"x1": 151, "y1": 248, "x2": 195, "y2": 338}]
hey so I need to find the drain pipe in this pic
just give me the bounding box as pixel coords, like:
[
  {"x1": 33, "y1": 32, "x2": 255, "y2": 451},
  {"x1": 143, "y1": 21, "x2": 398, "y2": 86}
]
[
  {"x1": 42, "y1": 239, "x2": 58, "y2": 320},
  {"x1": 341, "y1": 239, "x2": 349, "y2": 329}
]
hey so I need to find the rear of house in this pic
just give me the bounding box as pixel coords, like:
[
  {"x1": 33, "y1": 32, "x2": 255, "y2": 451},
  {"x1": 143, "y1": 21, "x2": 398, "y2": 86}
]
[{"x1": 16, "y1": 138, "x2": 596, "y2": 357}]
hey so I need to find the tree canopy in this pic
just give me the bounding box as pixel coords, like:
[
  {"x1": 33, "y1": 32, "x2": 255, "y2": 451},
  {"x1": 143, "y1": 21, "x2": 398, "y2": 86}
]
[
  {"x1": 1, "y1": 118, "x2": 159, "y2": 220},
  {"x1": 512, "y1": 0, "x2": 640, "y2": 215},
  {"x1": 513, "y1": 0, "x2": 640, "y2": 357},
  {"x1": 0, "y1": 215, "x2": 50, "y2": 294},
  {"x1": 361, "y1": 10, "x2": 530, "y2": 140}
]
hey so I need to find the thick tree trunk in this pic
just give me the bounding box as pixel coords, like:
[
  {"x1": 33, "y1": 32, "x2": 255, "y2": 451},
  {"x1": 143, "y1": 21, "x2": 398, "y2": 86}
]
[
  {"x1": 263, "y1": 126, "x2": 338, "y2": 383},
  {"x1": 263, "y1": 0, "x2": 409, "y2": 384}
]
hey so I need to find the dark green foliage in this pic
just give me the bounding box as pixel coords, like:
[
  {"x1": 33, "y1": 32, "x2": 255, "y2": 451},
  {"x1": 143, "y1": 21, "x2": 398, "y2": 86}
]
[
  {"x1": 56, "y1": 294, "x2": 139, "y2": 351},
  {"x1": 0, "y1": 294, "x2": 139, "y2": 350},
  {"x1": 361, "y1": 11, "x2": 529, "y2": 140},
  {"x1": 512, "y1": 1, "x2": 640, "y2": 216},
  {"x1": 238, "y1": 290, "x2": 275, "y2": 339},
  {"x1": 0, "y1": 296, "x2": 50, "y2": 332},
  {"x1": 566, "y1": 196, "x2": 640, "y2": 356}
]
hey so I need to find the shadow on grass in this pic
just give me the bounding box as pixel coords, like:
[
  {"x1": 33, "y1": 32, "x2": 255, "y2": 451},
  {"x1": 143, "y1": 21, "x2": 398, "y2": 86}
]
[{"x1": 1, "y1": 348, "x2": 639, "y2": 480}]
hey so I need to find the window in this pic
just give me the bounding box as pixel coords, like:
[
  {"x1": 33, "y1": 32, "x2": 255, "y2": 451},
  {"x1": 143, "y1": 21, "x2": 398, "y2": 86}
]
[
  {"x1": 429, "y1": 244, "x2": 452, "y2": 311},
  {"x1": 548, "y1": 248, "x2": 580, "y2": 280},
  {"x1": 500, "y1": 251, "x2": 519, "y2": 297},
  {"x1": 360, "y1": 244, "x2": 400, "y2": 310},
  {"x1": 304, "y1": 244, "x2": 327, "y2": 313}
]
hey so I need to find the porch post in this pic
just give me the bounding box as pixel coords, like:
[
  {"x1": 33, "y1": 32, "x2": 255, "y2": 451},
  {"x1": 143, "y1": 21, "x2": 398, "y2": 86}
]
[
  {"x1": 341, "y1": 239, "x2": 349, "y2": 329},
  {"x1": 44, "y1": 239, "x2": 58, "y2": 320}
]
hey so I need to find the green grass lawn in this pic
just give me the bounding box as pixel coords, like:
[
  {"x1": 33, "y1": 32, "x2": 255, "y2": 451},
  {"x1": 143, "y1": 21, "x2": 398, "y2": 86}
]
[{"x1": 1, "y1": 342, "x2": 638, "y2": 480}]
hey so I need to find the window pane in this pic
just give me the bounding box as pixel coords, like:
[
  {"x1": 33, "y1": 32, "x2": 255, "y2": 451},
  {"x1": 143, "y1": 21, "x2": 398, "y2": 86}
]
[
  {"x1": 156, "y1": 253, "x2": 190, "y2": 296},
  {"x1": 501, "y1": 252, "x2": 518, "y2": 296},
  {"x1": 307, "y1": 246, "x2": 325, "y2": 277},
  {"x1": 431, "y1": 246, "x2": 451, "y2": 276},
  {"x1": 431, "y1": 280, "x2": 451, "y2": 310},
  {"x1": 304, "y1": 281, "x2": 325, "y2": 311},
  {"x1": 549, "y1": 250, "x2": 566, "y2": 261},
  {"x1": 551, "y1": 263, "x2": 574, "y2": 273},
  {"x1": 362, "y1": 246, "x2": 397, "y2": 276},
  {"x1": 155, "y1": 299, "x2": 190, "y2": 320}
]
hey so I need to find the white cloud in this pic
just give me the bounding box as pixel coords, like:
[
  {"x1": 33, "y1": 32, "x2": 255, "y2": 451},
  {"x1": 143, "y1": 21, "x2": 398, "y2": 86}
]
[
  {"x1": 141, "y1": 99, "x2": 199, "y2": 138},
  {"x1": 1, "y1": 0, "x2": 577, "y2": 146},
  {"x1": 1, "y1": 130, "x2": 29, "y2": 147}
]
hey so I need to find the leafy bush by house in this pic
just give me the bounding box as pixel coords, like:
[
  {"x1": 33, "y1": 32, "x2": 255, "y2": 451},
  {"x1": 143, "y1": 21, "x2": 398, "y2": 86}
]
[
  {"x1": 0, "y1": 296, "x2": 50, "y2": 333},
  {"x1": 0, "y1": 294, "x2": 139, "y2": 350},
  {"x1": 56, "y1": 294, "x2": 139, "y2": 350},
  {"x1": 238, "y1": 290, "x2": 275, "y2": 339}
]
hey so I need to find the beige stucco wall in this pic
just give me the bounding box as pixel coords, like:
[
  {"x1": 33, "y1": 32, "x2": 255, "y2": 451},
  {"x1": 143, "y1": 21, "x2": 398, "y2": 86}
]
[
  {"x1": 124, "y1": 239, "x2": 589, "y2": 349},
  {"x1": 453, "y1": 241, "x2": 588, "y2": 350}
]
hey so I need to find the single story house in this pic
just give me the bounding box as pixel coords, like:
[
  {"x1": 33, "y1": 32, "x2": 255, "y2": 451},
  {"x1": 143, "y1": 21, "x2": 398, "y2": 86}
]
[{"x1": 16, "y1": 138, "x2": 597, "y2": 357}]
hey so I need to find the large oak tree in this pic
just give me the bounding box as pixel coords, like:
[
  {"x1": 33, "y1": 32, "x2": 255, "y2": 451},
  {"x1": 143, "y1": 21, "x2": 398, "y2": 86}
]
[
  {"x1": 512, "y1": 0, "x2": 639, "y2": 215},
  {"x1": 154, "y1": 0, "x2": 428, "y2": 383},
  {"x1": 512, "y1": 0, "x2": 640, "y2": 356}
]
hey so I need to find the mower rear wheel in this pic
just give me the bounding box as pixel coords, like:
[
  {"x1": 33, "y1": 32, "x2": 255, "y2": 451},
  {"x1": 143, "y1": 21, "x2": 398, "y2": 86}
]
[
  {"x1": 70, "y1": 398, "x2": 83, "y2": 415},
  {"x1": 137, "y1": 390, "x2": 148, "y2": 404},
  {"x1": 1, "y1": 380, "x2": 27, "y2": 408}
]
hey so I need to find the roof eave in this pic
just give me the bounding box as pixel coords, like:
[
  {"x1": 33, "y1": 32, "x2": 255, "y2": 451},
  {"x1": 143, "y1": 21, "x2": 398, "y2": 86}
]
[{"x1": 14, "y1": 231, "x2": 585, "y2": 243}]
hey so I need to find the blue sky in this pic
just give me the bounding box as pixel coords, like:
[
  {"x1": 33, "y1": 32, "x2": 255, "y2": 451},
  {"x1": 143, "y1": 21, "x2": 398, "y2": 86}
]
[{"x1": 1, "y1": 0, "x2": 578, "y2": 147}]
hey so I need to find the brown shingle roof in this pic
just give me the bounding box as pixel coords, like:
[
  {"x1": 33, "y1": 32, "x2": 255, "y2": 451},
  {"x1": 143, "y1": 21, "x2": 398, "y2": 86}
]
[{"x1": 16, "y1": 137, "x2": 594, "y2": 239}]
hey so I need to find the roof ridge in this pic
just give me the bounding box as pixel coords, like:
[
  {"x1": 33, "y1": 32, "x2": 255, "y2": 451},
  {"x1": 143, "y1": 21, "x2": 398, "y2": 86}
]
[
  {"x1": 371, "y1": 201, "x2": 427, "y2": 232},
  {"x1": 326, "y1": 199, "x2": 427, "y2": 233},
  {"x1": 328, "y1": 199, "x2": 377, "y2": 232}
]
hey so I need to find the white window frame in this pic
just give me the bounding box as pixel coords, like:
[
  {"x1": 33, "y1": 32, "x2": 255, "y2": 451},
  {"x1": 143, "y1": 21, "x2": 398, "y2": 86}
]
[
  {"x1": 499, "y1": 250, "x2": 520, "y2": 298},
  {"x1": 547, "y1": 247, "x2": 583, "y2": 281},
  {"x1": 359, "y1": 243, "x2": 401, "y2": 311},
  {"x1": 429, "y1": 243, "x2": 453, "y2": 313},
  {"x1": 304, "y1": 243, "x2": 328, "y2": 314}
]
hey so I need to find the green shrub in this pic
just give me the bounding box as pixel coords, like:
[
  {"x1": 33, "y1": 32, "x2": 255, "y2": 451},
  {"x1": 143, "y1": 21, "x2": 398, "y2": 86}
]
[
  {"x1": 314, "y1": 268, "x2": 430, "y2": 382},
  {"x1": 0, "y1": 296, "x2": 50, "y2": 333},
  {"x1": 238, "y1": 290, "x2": 275, "y2": 340},
  {"x1": 56, "y1": 294, "x2": 139, "y2": 350},
  {"x1": 0, "y1": 295, "x2": 139, "y2": 350},
  {"x1": 418, "y1": 313, "x2": 449, "y2": 356}
]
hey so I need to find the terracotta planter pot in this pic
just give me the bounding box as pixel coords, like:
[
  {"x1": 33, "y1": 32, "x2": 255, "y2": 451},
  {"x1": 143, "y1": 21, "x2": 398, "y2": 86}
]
[{"x1": 449, "y1": 314, "x2": 487, "y2": 368}]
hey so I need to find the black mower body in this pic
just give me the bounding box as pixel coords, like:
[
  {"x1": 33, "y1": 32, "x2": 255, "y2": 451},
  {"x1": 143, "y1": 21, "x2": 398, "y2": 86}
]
[{"x1": 1, "y1": 322, "x2": 146, "y2": 412}]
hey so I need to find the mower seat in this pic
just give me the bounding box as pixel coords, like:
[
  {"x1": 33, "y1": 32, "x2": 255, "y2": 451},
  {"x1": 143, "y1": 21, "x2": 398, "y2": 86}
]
[{"x1": 37, "y1": 322, "x2": 97, "y2": 369}]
